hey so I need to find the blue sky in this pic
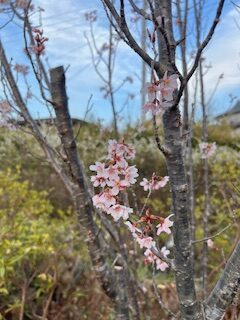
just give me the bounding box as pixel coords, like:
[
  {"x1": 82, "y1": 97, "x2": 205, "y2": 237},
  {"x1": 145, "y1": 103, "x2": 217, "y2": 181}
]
[{"x1": 0, "y1": 0, "x2": 240, "y2": 126}]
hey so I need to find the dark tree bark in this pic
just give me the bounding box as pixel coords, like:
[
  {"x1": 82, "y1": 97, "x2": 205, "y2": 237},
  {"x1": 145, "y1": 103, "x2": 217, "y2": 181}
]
[
  {"x1": 162, "y1": 107, "x2": 203, "y2": 320},
  {"x1": 50, "y1": 66, "x2": 130, "y2": 319}
]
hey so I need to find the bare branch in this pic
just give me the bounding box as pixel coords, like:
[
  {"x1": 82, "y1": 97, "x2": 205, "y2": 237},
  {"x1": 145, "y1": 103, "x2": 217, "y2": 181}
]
[
  {"x1": 192, "y1": 224, "x2": 232, "y2": 244},
  {"x1": 172, "y1": 0, "x2": 225, "y2": 109},
  {"x1": 101, "y1": 0, "x2": 164, "y2": 73}
]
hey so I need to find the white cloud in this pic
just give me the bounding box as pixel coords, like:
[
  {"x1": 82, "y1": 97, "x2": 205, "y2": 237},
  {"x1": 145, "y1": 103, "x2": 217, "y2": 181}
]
[{"x1": 201, "y1": 7, "x2": 240, "y2": 93}]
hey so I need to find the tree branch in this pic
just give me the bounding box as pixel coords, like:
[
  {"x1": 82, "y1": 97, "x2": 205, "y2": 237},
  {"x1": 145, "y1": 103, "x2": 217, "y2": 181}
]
[{"x1": 205, "y1": 240, "x2": 240, "y2": 320}]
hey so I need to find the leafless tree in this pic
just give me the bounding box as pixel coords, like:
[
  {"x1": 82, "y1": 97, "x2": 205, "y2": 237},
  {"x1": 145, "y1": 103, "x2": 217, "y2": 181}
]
[{"x1": 0, "y1": 1, "x2": 240, "y2": 320}]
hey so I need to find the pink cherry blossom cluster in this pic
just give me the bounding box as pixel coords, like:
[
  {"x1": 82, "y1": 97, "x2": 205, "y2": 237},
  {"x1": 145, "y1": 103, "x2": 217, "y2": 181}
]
[
  {"x1": 142, "y1": 71, "x2": 178, "y2": 115},
  {"x1": 90, "y1": 140, "x2": 174, "y2": 271},
  {"x1": 124, "y1": 213, "x2": 174, "y2": 271},
  {"x1": 90, "y1": 140, "x2": 138, "y2": 221},
  {"x1": 140, "y1": 173, "x2": 169, "y2": 192},
  {"x1": 199, "y1": 142, "x2": 217, "y2": 159},
  {"x1": 29, "y1": 28, "x2": 48, "y2": 56},
  {"x1": 144, "y1": 247, "x2": 169, "y2": 271}
]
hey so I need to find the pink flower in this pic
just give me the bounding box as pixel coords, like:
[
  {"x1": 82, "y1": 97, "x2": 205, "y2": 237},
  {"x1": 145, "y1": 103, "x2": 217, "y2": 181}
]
[
  {"x1": 89, "y1": 161, "x2": 106, "y2": 175},
  {"x1": 125, "y1": 165, "x2": 138, "y2": 185},
  {"x1": 115, "y1": 157, "x2": 128, "y2": 170},
  {"x1": 159, "y1": 86, "x2": 174, "y2": 101},
  {"x1": 140, "y1": 175, "x2": 169, "y2": 191},
  {"x1": 160, "y1": 71, "x2": 178, "y2": 91},
  {"x1": 140, "y1": 178, "x2": 152, "y2": 191},
  {"x1": 100, "y1": 191, "x2": 117, "y2": 207},
  {"x1": 108, "y1": 205, "x2": 133, "y2": 221},
  {"x1": 108, "y1": 139, "x2": 118, "y2": 158},
  {"x1": 144, "y1": 248, "x2": 156, "y2": 264},
  {"x1": 144, "y1": 82, "x2": 160, "y2": 102},
  {"x1": 207, "y1": 239, "x2": 214, "y2": 248},
  {"x1": 124, "y1": 144, "x2": 136, "y2": 160},
  {"x1": 142, "y1": 101, "x2": 162, "y2": 115},
  {"x1": 90, "y1": 175, "x2": 108, "y2": 188},
  {"x1": 156, "y1": 214, "x2": 174, "y2": 235},
  {"x1": 154, "y1": 176, "x2": 169, "y2": 190},
  {"x1": 107, "y1": 140, "x2": 136, "y2": 161},
  {"x1": 107, "y1": 176, "x2": 129, "y2": 195},
  {"x1": 156, "y1": 259, "x2": 169, "y2": 271},
  {"x1": 155, "y1": 246, "x2": 170, "y2": 271},
  {"x1": 92, "y1": 194, "x2": 107, "y2": 210},
  {"x1": 92, "y1": 191, "x2": 116, "y2": 210},
  {"x1": 161, "y1": 246, "x2": 170, "y2": 257},
  {"x1": 136, "y1": 236, "x2": 156, "y2": 249},
  {"x1": 199, "y1": 142, "x2": 217, "y2": 159},
  {"x1": 124, "y1": 221, "x2": 141, "y2": 234},
  {"x1": 106, "y1": 165, "x2": 119, "y2": 181}
]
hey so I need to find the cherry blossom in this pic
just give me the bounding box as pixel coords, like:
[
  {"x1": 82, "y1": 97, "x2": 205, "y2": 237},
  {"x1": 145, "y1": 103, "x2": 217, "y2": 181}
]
[
  {"x1": 155, "y1": 246, "x2": 170, "y2": 271},
  {"x1": 89, "y1": 161, "x2": 106, "y2": 175},
  {"x1": 160, "y1": 86, "x2": 175, "y2": 101},
  {"x1": 107, "y1": 176, "x2": 129, "y2": 195},
  {"x1": 90, "y1": 175, "x2": 108, "y2": 188},
  {"x1": 140, "y1": 178, "x2": 152, "y2": 191},
  {"x1": 106, "y1": 165, "x2": 119, "y2": 181},
  {"x1": 144, "y1": 82, "x2": 160, "y2": 102},
  {"x1": 144, "y1": 246, "x2": 170, "y2": 272},
  {"x1": 124, "y1": 221, "x2": 141, "y2": 234},
  {"x1": 108, "y1": 205, "x2": 133, "y2": 221},
  {"x1": 144, "y1": 248, "x2": 156, "y2": 263},
  {"x1": 135, "y1": 235, "x2": 156, "y2": 249},
  {"x1": 156, "y1": 259, "x2": 169, "y2": 271},
  {"x1": 156, "y1": 214, "x2": 174, "y2": 235},
  {"x1": 160, "y1": 71, "x2": 178, "y2": 91},
  {"x1": 90, "y1": 140, "x2": 173, "y2": 271},
  {"x1": 142, "y1": 101, "x2": 162, "y2": 115},
  {"x1": 140, "y1": 175, "x2": 169, "y2": 192},
  {"x1": 92, "y1": 191, "x2": 116, "y2": 210},
  {"x1": 154, "y1": 176, "x2": 169, "y2": 190},
  {"x1": 125, "y1": 165, "x2": 139, "y2": 184},
  {"x1": 207, "y1": 239, "x2": 214, "y2": 248},
  {"x1": 199, "y1": 142, "x2": 217, "y2": 159}
]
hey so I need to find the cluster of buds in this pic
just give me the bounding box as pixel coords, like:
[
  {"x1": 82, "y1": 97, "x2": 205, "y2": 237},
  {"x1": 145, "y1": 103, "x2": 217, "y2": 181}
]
[
  {"x1": 14, "y1": 63, "x2": 29, "y2": 76},
  {"x1": 90, "y1": 140, "x2": 174, "y2": 272},
  {"x1": 142, "y1": 71, "x2": 178, "y2": 115},
  {"x1": 84, "y1": 10, "x2": 97, "y2": 22},
  {"x1": 30, "y1": 28, "x2": 48, "y2": 56},
  {"x1": 147, "y1": 15, "x2": 162, "y2": 44},
  {"x1": 199, "y1": 142, "x2": 217, "y2": 159}
]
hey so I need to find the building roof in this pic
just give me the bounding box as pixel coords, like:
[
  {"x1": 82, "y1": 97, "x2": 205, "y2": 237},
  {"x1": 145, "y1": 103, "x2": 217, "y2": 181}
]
[
  {"x1": 217, "y1": 101, "x2": 240, "y2": 118},
  {"x1": 16, "y1": 117, "x2": 89, "y2": 127}
]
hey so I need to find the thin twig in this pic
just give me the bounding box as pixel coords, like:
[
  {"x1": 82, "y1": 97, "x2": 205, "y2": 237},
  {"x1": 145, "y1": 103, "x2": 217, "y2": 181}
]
[{"x1": 192, "y1": 224, "x2": 232, "y2": 244}]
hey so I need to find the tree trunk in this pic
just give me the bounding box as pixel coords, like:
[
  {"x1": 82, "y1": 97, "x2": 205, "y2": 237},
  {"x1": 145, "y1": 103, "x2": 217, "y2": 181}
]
[{"x1": 162, "y1": 107, "x2": 203, "y2": 320}]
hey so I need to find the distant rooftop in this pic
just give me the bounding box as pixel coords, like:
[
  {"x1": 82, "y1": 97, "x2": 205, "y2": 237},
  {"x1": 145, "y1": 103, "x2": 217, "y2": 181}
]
[
  {"x1": 16, "y1": 117, "x2": 89, "y2": 127},
  {"x1": 217, "y1": 101, "x2": 240, "y2": 118}
]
